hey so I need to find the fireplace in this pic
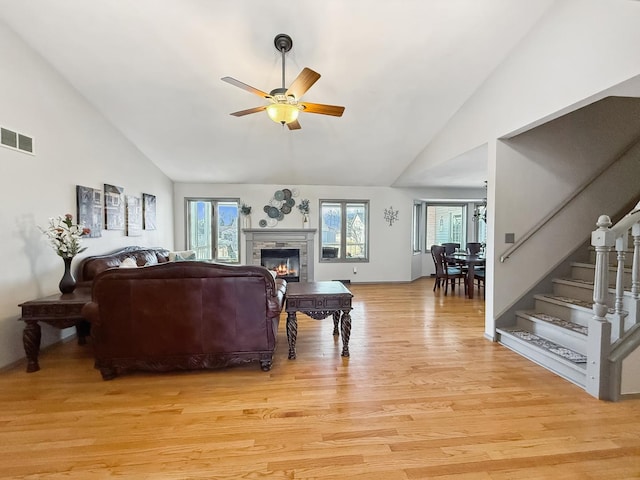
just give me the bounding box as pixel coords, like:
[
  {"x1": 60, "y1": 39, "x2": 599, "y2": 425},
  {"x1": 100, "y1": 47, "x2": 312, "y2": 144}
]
[
  {"x1": 245, "y1": 228, "x2": 316, "y2": 282},
  {"x1": 261, "y1": 248, "x2": 300, "y2": 282}
]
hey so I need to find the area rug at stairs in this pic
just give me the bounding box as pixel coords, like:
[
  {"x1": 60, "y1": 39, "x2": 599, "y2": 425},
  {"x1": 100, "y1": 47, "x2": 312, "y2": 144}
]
[{"x1": 506, "y1": 329, "x2": 587, "y2": 363}]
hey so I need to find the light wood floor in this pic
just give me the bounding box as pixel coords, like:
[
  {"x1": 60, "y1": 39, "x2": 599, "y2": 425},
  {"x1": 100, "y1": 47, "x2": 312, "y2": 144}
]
[{"x1": 1, "y1": 278, "x2": 639, "y2": 479}]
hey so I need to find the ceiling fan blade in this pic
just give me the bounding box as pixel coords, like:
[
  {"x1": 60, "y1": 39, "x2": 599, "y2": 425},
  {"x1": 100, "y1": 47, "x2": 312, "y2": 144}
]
[
  {"x1": 299, "y1": 102, "x2": 345, "y2": 117},
  {"x1": 287, "y1": 120, "x2": 302, "y2": 130},
  {"x1": 230, "y1": 105, "x2": 267, "y2": 117},
  {"x1": 221, "y1": 77, "x2": 271, "y2": 99},
  {"x1": 285, "y1": 68, "x2": 321, "y2": 100}
]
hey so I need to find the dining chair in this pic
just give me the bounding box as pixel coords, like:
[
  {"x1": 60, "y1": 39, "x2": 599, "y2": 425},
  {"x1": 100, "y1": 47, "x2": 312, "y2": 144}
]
[
  {"x1": 441, "y1": 242, "x2": 461, "y2": 268},
  {"x1": 441, "y1": 243, "x2": 460, "y2": 255},
  {"x1": 431, "y1": 245, "x2": 467, "y2": 296},
  {"x1": 473, "y1": 266, "x2": 485, "y2": 298},
  {"x1": 466, "y1": 242, "x2": 482, "y2": 255}
]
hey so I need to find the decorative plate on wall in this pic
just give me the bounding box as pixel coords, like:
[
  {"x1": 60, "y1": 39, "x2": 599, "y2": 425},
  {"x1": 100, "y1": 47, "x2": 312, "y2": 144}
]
[
  {"x1": 267, "y1": 206, "x2": 280, "y2": 218},
  {"x1": 260, "y1": 187, "x2": 302, "y2": 227}
]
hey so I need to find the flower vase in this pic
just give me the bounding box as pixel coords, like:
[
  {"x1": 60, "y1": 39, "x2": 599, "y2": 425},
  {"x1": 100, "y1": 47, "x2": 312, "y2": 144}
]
[
  {"x1": 302, "y1": 213, "x2": 309, "y2": 228},
  {"x1": 242, "y1": 215, "x2": 251, "y2": 230},
  {"x1": 59, "y1": 257, "x2": 76, "y2": 294}
]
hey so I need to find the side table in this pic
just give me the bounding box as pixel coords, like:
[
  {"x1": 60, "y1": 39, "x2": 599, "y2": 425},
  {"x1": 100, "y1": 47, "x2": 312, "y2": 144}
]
[
  {"x1": 18, "y1": 288, "x2": 92, "y2": 372},
  {"x1": 285, "y1": 281, "x2": 353, "y2": 359}
]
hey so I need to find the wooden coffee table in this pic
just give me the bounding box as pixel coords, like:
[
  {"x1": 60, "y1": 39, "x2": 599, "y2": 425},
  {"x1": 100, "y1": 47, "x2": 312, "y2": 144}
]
[
  {"x1": 19, "y1": 288, "x2": 92, "y2": 372},
  {"x1": 284, "y1": 281, "x2": 353, "y2": 359}
]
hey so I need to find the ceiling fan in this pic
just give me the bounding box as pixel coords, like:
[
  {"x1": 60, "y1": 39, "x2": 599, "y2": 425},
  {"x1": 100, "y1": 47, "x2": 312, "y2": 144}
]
[{"x1": 221, "y1": 34, "x2": 345, "y2": 130}]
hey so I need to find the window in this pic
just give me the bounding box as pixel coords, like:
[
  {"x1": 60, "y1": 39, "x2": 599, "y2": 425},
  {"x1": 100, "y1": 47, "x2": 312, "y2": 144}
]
[
  {"x1": 474, "y1": 203, "x2": 487, "y2": 246},
  {"x1": 320, "y1": 200, "x2": 369, "y2": 262},
  {"x1": 412, "y1": 203, "x2": 422, "y2": 253},
  {"x1": 425, "y1": 204, "x2": 467, "y2": 251},
  {"x1": 185, "y1": 198, "x2": 240, "y2": 263}
]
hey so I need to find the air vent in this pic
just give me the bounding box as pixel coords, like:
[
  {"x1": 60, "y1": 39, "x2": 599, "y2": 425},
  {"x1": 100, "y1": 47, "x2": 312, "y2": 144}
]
[
  {"x1": 1, "y1": 127, "x2": 34, "y2": 154},
  {"x1": 1, "y1": 128, "x2": 17, "y2": 148}
]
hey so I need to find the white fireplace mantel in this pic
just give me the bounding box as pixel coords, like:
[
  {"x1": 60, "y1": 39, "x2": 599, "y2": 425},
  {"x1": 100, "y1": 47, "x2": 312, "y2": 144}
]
[{"x1": 244, "y1": 228, "x2": 317, "y2": 282}]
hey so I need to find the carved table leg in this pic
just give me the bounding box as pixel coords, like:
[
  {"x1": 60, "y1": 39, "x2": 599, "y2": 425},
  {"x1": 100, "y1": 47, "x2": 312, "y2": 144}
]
[
  {"x1": 75, "y1": 320, "x2": 91, "y2": 345},
  {"x1": 340, "y1": 310, "x2": 352, "y2": 357},
  {"x1": 23, "y1": 320, "x2": 42, "y2": 372},
  {"x1": 332, "y1": 311, "x2": 340, "y2": 336},
  {"x1": 286, "y1": 311, "x2": 298, "y2": 359}
]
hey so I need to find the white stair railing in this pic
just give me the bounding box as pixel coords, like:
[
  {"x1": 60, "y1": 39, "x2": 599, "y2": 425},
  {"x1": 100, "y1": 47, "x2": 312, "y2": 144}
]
[{"x1": 589, "y1": 202, "x2": 640, "y2": 399}]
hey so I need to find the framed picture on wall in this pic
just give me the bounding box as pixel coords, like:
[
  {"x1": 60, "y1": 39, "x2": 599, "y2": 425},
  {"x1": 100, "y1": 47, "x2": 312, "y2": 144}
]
[
  {"x1": 76, "y1": 185, "x2": 102, "y2": 238},
  {"x1": 142, "y1": 193, "x2": 157, "y2": 230},
  {"x1": 126, "y1": 195, "x2": 143, "y2": 237},
  {"x1": 104, "y1": 183, "x2": 125, "y2": 230}
]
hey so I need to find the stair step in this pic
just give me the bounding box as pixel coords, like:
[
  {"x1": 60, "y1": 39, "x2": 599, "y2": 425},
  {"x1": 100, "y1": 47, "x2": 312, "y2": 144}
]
[
  {"x1": 496, "y1": 327, "x2": 587, "y2": 387},
  {"x1": 570, "y1": 262, "x2": 633, "y2": 289},
  {"x1": 560, "y1": 277, "x2": 593, "y2": 287},
  {"x1": 553, "y1": 278, "x2": 595, "y2": 303},
  {"x1": 500, "y1": 328, "x2": 587, "y2": 363},
  {"x1": 518, "y1": 311, "x2": 588, "y2": 336},
  {"x1": 534, "y1": 293, "x2": 612, "y2": 313}
]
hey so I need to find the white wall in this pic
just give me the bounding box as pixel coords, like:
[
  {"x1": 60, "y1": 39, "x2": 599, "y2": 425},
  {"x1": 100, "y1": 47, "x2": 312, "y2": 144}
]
[
  {"x1": 0, "y1": 23, "x2": 174, "y2": 369},
  {"x1": 173, "y1": 183, "x2": 418, "y2": 283},
  {"x1": 397, "y1": 0, "x2": 640, "y2": 185},
  {"x1": 622, "y1": 347, "x2": 640, "y2": 395}
]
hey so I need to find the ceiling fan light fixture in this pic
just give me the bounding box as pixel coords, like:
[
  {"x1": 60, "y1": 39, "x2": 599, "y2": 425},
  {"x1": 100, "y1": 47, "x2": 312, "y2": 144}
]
[
  {"x1": 266, "y1": 103, "x2": 299, "y2": 125},
  {"x1": 221, "y1": 34, "x2": 344, "y2": 129}
]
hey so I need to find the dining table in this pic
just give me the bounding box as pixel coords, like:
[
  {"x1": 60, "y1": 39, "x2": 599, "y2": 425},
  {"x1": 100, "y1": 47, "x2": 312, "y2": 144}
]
[{"x1": 446, "y1": 252, "x2": 486, "y2": 299}]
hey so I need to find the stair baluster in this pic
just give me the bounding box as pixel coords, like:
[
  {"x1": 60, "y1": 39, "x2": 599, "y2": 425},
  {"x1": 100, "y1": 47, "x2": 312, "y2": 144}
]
[
  {"x1": 633, "y1": 223, "x2": 640, "y2": 300},
  {"x1": 613, "y1": 237, "x2": 628, "y2": 340}
]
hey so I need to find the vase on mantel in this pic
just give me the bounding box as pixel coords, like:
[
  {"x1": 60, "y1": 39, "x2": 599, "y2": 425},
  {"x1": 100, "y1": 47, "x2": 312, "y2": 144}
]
[
  {"x1": 242, "y1": 214, "x2": 252, "y2": 230},
  {"x1": 302, "y1": 213, "x2": 309, "y2": 229},
  {"x1": 59, "y1": 257, "x2": 76, "y2": 294}
]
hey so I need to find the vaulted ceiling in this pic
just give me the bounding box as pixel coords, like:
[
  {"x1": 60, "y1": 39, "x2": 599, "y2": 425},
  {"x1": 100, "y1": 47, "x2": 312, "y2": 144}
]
[{"x1": 0, "y1": 0, "x2": 557, "y2": 187}]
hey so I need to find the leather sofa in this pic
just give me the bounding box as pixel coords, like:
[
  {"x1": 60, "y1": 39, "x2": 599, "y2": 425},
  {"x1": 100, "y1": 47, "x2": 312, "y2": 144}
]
[
  {"x1": 81, "y1": 261, "x2": 287, "y2": 379},
  {"x1": 76, "y1": 246, "x2": 171, "y2": 287}
]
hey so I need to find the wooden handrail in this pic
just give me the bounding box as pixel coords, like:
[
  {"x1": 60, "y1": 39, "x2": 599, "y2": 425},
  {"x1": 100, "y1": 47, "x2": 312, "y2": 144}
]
[{"x1": 500, "y1": 137, "x2": 640, "y2": 263}]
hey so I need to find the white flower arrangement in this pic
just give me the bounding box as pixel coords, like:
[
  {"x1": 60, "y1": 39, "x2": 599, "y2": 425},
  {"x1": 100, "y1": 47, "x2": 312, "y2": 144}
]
[{"x1": 40, "y1": 214, "x2": 90, "y2": 259}]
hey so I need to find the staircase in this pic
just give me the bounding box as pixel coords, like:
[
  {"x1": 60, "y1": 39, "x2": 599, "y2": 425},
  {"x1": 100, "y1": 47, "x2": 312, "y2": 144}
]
[
  {"x1": 496, "y1": 263, "x2": 621, "y2": 389},
  {"x1": 496, "y1": 209, "x2": 640, "y2": 400}
]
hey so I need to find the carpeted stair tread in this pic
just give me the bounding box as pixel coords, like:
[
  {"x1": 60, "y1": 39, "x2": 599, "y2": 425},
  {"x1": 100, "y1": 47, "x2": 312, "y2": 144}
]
[
  {"x1": 524, "y1": 312, "x2": 588, "y2": 335},
  {"x1": 500, "y1": 328, "x2": 587, "y2": 364},
  {"x1": 536, "y1": 294, "x2": 614, "y2": 314},
  {"x1": 559, "y1": 277, "x2": 594, "y2": 287},
  {"x1": 560, "y1": 277, "x2": 623, "y2": 289}
]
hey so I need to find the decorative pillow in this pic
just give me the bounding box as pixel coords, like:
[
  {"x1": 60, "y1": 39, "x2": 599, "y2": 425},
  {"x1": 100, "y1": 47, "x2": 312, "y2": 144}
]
[
  {"x1": 169, "y1": 250, "x2": 196, "y2": 262},
  {"x1": 119, "y1": 257, "x2": 138, "y2": 268}
]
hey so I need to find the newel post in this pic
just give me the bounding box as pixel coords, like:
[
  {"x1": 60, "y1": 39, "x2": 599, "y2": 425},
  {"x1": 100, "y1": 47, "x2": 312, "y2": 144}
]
[{"x1": 587, "y1": 215, "x2": 614, "y2": 399}]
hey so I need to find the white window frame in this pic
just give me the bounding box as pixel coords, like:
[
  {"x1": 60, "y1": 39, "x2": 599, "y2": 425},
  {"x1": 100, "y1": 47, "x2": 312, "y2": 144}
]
[
  {"x1": 319, "y1": 199, "x2": 370, "y2": 263},
  {"x1": 185, "y1": 197, "x2": 240, "y2": 263}
]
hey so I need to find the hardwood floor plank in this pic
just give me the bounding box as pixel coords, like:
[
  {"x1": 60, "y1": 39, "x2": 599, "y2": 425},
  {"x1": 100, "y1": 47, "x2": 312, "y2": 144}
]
[{"x1": 1, "y1": 278, "x2": 639, "y2": 479}]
